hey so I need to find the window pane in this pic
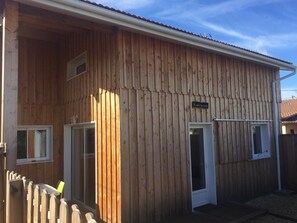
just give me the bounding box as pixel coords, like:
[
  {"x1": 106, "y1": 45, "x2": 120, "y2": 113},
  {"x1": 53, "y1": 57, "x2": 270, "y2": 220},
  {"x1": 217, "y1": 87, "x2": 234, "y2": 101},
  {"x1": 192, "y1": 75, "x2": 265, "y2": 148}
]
[
  {"x1": 27, "y1": 130, "x2": 47, "y2": 159},
  {"x1": 85, "y1": 127, "x2": 95, "y2": 208},
  {"x1": 72, "y1": 128, "x2": 84, "y2": 203},
  {"x1": 72, "y1": 126, "x2": 96, "y2": 209},
  {"x1": 85, "y1": 128, "x2": 95, "y2": 154},
  {"x1": 190, "y1": 128, "x2": 206, "y2": 191},
  {"x1": 35, "y1": 130, "x2": 47, "y2": 158},
  {"x1": 253, "y1": 126, "x2": 262, "y2": 154},
  {"x1": 17, "y1": 131, "x2": 27, "y2": 159}
]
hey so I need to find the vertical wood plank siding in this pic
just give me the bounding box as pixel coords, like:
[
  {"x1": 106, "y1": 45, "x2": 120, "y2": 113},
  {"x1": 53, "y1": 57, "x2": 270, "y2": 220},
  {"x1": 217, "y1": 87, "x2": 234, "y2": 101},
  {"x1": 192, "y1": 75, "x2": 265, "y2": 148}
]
[
  {"x1": 61, "y1": 31, "x2": 121, "y2": 223},
  {"x1": 15, "y1": 18, "x2": 280, "y2": 223},
  {"x1": 0, "y1": 34, "x2": 2, "y2": 132},
  {"x1": 16, "y1": 37, "x2": 63, "y2": 186},
  {"x1": 119, "y1": 31, "x2": 278, "y2": 222}
]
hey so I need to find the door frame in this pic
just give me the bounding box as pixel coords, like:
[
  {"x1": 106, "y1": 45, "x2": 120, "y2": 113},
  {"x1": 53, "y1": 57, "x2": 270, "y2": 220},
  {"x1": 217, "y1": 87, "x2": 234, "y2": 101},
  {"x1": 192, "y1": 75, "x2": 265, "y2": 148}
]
[
  {"x1": 188, "y1": 122, "x2": 217, "y2": 210},
  {"x1": 63, "y1": 121, "x2": 97, "y2": 203}
]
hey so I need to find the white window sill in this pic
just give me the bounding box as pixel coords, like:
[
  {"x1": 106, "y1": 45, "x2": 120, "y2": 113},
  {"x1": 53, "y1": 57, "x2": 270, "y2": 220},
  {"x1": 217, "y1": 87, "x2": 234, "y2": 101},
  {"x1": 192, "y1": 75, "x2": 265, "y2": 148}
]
[
  {"x1": 16, "y1": 159, "x2": 53, "y2": 165},
  {"x1": 252, "y1": 153, "x2": 271, "y2": 160}
]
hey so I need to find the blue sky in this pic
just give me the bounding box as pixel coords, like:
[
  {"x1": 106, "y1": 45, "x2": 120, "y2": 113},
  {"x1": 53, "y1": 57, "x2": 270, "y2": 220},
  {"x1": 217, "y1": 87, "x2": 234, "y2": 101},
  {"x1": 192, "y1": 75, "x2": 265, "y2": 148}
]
[{"x1": 93, "y1": 0, "x2": 297, "y2": 99}]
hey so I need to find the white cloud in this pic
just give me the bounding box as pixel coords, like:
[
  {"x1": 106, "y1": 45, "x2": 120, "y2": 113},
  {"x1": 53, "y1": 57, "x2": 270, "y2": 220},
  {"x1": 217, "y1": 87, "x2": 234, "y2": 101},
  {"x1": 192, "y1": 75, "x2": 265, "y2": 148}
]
[
  {"x1": 200, "y1": 21, "x2": 252, "y2": 41},
  {"x1": 92, "y1": 0, "x2": 297, "y2": 56},
  {"x1": 92, "y1": 0, "x2": 154, "y2": 10},
  {"x1": 157, "y1": 0, "x2": 283, "y2": 20},
  {"x1": 236, "y1": 33, "x2": 297, "y2": 54},
  {"x1": 153, "y1": 0, "x2": 296, "y2": 55},
  {"x1": 196, "y1": 21, "x2": 297, "y2": 55},
  {"x1": 281, "y1": 88, "x2": 297, "y2": 100},
  {"x1": 157, "y1": 8, "x2": 297, "y2": 55}
]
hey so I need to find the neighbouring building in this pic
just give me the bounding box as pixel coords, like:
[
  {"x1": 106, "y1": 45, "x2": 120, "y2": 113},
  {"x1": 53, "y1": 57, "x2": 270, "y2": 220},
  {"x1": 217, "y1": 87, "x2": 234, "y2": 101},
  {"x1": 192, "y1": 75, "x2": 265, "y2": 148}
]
[{"x1": 281, "y1": 98, "x2": 297, "y2": 134}]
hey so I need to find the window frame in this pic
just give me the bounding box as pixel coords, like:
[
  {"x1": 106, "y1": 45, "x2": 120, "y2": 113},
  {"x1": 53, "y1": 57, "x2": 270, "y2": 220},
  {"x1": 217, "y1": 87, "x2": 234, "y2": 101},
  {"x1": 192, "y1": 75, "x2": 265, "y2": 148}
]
[
  {"x1": 250, "y1": 122, "x2": 271, "y2": 160},
  {"x1": 17, "y1": 125, "x2": 53, "y2": 164},
  {"x1": 67, "y1": 51, "x2": 87, "y2": 81}
]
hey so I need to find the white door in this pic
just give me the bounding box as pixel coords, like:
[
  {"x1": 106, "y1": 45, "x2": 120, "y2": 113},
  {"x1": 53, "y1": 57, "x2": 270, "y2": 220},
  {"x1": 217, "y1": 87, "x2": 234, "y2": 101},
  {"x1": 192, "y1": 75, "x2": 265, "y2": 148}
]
[{"x1": 189, "y1": 123, "x2": 217, "y2": 209}]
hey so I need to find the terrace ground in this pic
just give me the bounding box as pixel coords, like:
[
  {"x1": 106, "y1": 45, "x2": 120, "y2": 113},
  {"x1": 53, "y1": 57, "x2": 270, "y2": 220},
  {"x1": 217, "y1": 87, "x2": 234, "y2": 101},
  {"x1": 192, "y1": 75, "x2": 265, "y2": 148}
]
[{"x1": 161, "y1": 192, "x2": 297, "y2": 223}]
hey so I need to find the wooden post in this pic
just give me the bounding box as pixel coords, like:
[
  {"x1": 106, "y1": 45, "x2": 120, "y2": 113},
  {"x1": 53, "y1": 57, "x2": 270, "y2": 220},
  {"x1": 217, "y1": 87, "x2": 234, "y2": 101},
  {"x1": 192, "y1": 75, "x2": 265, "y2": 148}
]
[
  {"x1": 6, "y1": 172, "x2": 24, "y2": 223},
  {"x1": 0, "y1": 148, "x2": 4, "y2": 223},
  {"x1": 1, "y1": 0, "x2": 19, "y2": 171},
  {"x1": 5, "y1": 172, "x2": 10, "y2": 223}
]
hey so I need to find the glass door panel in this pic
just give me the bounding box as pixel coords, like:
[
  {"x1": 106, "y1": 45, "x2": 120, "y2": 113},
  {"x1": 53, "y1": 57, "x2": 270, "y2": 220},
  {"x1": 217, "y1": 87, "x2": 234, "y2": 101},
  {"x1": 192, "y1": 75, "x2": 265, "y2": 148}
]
[
  {"x1": 72, "y1": 125, "x2": 95, "y2": 210},
  {"x1": 85, "y1": 127, "x2": 95, "y2": 208},
  {"x1": 72, "y1": 128, "x2": 84, "y2": 203},
  {"x1": 190, "y1": 128, "x2": 206, "y2": 191}
]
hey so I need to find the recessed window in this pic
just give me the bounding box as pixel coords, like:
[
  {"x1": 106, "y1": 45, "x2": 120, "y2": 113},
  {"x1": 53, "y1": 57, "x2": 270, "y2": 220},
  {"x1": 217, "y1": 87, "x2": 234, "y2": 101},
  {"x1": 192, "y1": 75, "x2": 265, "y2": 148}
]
[
  {"x1": 17, "y1": 126, "x2": 52, "y2": 164},
  {"x1": 251, "y1": 123, "x2": 270, "y2": 160},
  {"x1": 290, "y1": 129, "x2": 295, "y2": 134},
  {"x1": 67, "y1": 51, "x2": 87, "y2": 80}
]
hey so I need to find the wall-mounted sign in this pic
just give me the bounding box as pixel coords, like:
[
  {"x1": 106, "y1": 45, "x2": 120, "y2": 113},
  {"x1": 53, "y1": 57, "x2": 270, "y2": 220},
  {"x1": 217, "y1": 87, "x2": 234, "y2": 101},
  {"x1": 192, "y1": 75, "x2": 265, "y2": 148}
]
[{"x1": 192, "y1": 101, "x2": 208, "y2": 109}]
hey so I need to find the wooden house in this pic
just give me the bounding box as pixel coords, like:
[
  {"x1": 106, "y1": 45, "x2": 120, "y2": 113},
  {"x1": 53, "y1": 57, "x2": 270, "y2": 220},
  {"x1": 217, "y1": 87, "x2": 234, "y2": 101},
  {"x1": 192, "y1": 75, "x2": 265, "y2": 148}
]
[{"x1": 1, "y1": 0, "x2": 296, "y2": 222}]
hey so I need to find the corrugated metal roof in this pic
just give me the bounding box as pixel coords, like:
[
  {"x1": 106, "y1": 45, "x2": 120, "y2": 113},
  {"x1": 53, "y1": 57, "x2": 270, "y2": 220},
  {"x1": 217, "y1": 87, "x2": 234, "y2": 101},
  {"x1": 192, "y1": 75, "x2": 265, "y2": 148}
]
[{"x1": 80, "y1": 0, "x2": 293, "y2": 66}]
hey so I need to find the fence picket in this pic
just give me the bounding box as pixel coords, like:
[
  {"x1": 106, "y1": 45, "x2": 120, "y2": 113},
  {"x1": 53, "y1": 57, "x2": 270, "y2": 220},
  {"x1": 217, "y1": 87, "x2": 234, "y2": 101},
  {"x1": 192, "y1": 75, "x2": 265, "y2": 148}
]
[
  {"x1": 41, "y1": 189, "x2": 49, "y2": 223},
  {"x1": 22, "y1": 177, "x2": 28, "y2": 223},
  {"x1": 49, "y1": 194, "x2": 58, "y2": 223},
  {"x1": 27, "y1": 181, "x2": 33, "y2": 223},
  {"x1": 71, "y1": 204, "x2": 82, "y2": 223},
  {"x1": 33, "y1": 185, "x2": 40, "y2": 223},
  {"x1": 86, "y1": 212, "x2": 97, "y2": 223},
  {"x1": 60, "y1": 198, "x2": 70, "y2": 223}
]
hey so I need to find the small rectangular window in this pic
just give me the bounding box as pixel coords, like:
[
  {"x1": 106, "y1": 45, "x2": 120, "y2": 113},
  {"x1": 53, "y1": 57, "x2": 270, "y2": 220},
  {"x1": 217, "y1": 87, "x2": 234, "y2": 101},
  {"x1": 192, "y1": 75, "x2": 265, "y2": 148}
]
[
  {"x1": 251, "y1": 123, "x2": 270, "y2": 160},
  {"x1": 17, "y1": 126, "x2": 52, "y2": 164},
  {"x1": 67, "y1": 51, "x2": 87, "y2": 80}
]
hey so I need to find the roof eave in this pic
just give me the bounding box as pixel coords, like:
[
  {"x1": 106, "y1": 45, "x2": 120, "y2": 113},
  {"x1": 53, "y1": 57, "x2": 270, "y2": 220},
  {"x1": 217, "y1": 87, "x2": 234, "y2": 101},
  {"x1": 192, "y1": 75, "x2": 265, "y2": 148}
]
[{"x1": 15, "y1": 0, "x2": 295, "y2": 71}]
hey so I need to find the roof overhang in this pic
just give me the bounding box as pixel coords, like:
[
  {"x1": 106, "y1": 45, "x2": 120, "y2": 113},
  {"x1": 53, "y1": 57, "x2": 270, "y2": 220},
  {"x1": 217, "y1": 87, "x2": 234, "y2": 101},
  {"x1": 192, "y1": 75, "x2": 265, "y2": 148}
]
[{"x1": 15, "y1": 0, "x2": 296, "y2": 71}]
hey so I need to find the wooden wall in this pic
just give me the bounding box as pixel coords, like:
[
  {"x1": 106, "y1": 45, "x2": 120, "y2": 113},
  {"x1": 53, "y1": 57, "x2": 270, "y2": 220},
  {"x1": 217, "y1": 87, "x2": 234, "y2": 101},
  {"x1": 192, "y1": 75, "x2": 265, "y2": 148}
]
[
  {"x1": 14, "y1": 11, "x2": 281, "y2": 223},
  {"x1": 16, "y1": 37, "x2": 63, "y2": 186},
  {"x1": 0, "y1": 34, "x2": 2, "y2": 133},
  {"x1": 60, "y1": 31, "x2": 121, "y2": 223},
  {"x1": 118, "y1": 30, "x2": 279, "y2": 222},
  {"x1": 280, "y1": 134, "x2": 297, "y2": 190}
]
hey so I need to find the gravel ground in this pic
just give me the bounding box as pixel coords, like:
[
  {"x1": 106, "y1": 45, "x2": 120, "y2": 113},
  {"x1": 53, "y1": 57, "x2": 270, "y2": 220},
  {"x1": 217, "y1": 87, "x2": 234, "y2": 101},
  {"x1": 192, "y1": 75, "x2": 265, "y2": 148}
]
[
  {"x1": 245, "y1": 193, "x2": 297, "y2": 222},
  {"x1": 246, "y1": 215, "x2": 294, "y2": 223}
]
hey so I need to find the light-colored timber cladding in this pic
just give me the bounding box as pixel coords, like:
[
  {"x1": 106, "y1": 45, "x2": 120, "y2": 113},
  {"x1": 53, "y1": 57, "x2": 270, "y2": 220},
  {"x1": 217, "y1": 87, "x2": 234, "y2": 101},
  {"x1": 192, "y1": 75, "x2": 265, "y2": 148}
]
[
  {"x1": 118, "y1": 30, "x2": 279, "y2": 222},
  {"x1": 0, "y1": 34, "x2": 2, "y2": 131},
  {"x1": 13, "y1": 10, "x2": 282, "y2": 223},
  {"x1": 16, "y1": 37, "x2": 63, "y2": 186},
  {"x1": 60, "y1": 31, "x2": 121, "y2": 223}
]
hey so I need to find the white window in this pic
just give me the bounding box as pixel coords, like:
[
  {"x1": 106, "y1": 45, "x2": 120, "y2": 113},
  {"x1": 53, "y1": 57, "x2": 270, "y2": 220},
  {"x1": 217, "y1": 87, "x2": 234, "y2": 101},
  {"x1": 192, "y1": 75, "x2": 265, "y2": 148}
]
[
  {"x1": 17, "y1": 126, "x2": 52, "y2": 164},
  {"x1": 67, "y1": 51, "x2": 87, "y2": 80},
  {"x1": 251, "y1": 123, "x2": 271, "y2": 160}
]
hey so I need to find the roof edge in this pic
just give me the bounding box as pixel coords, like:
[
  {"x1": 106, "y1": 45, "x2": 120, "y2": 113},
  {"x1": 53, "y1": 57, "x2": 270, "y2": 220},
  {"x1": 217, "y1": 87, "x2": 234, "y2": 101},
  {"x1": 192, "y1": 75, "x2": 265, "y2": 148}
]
[{"x1": 16, "y1": 0, "x2": 296, "y2": 71}]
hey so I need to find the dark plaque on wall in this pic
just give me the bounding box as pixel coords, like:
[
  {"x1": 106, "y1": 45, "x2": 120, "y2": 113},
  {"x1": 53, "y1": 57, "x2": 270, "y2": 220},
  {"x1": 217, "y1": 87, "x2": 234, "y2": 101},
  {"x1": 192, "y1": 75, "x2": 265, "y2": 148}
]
[{"x1": 192, "y1": 101, "x2": 208, "y2": 109}]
